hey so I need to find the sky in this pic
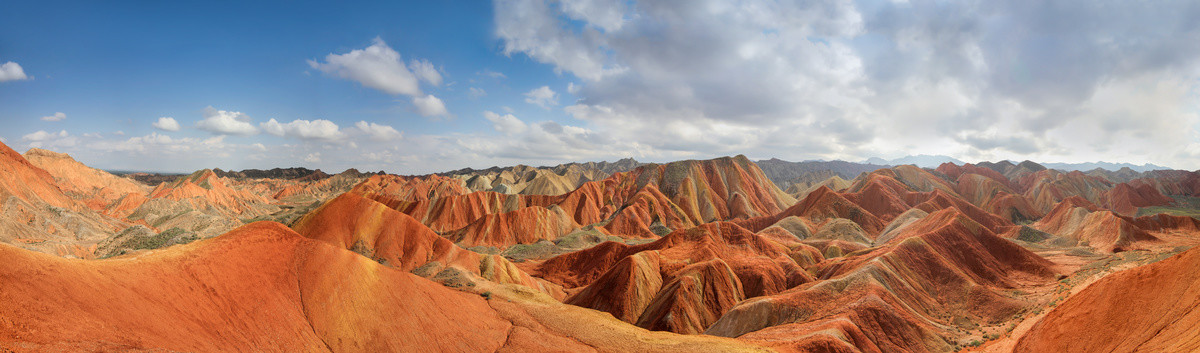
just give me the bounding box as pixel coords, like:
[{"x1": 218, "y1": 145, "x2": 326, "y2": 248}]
[{"x1": 2, "y1": 0, "x2": 1199, "y2": 174}]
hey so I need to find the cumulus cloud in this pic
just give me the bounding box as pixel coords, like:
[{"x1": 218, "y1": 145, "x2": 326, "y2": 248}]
[
  {"x1": 412, "y1": 94, "x2": 449, "y2": 117},
  {"x1": 523, "y1": 86, "x2": 558, "y2": 109},
  {"x1": 0, "y1": 62, "x2": 29, "y2": 82},
  {"x1": 484, "y1": 111, "x2": 527, "y2": 135},
  {"x1": 309, "y1": 37, "x2": 423, "y2": 96},
  {"x1": 496, "y1": 0, "x2": 628, "y2": 81},
  {"x1": 152, "y1": 117, "x2": 180, "y2": 131},
  {"x1": 21, "y1": 130, "x2": 77, "y2": 149},
  {"x1": 409, "y1": 59, "x2": 443, "y2": 86},
  {"x1": 196, "y1": 106, "x2": 259, "y2": 135},
  {"x1": 40, "y1": 112, "x2": 66, "y2": 122},
  {"x1": 261, "y1": 118, "x2": 344, "y2": 140},
  {"x1": 493, "y1": 0, "x2": 1200, "y2": 169},
  {"x1": 354, "y1": 121, "x2": 403, "y2": 141},
  {"x1": 455, "y1": 114, "x2": 623, "y2": 162},
  {"x1": 89, "y1": 132, "x2": 229, "y2": 154},
  {"x1": 22, "y1": 130, "x2": 68, "y2": 142}
]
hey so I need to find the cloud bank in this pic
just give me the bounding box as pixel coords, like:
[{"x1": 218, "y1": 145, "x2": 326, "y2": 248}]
[{"x1": 491, "y1": 0, "x2": 1200, "y2": 168}]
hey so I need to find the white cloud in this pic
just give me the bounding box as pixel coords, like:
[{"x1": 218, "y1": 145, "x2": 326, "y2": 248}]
[
  {"x1": 90, "y1": 132, "x2": 229, "y2": 154},
  {"x1": 21, "y1": 130, "x2": 76, "y2": 149},
  {"x1": 453, "y1": 114, "x2": 627, "y2": 163},
  {"x1": 523, "y1": 86, "x2": 558, "y2": 109},
  {"x1": 478, "y1": 69, "x2": 506, "y2": 79},
  {"x1": 409, "y1": 59, "x2": 443, "y2": 86},
  {"x1": 261, "y1": 118, "x2": 344, "y2": 140},
  {"x1": 152, "y1": 117, "x2": 180, "y2": 131},
  {"x1": 22, "y1": 130, "x2": 68, "y2": 141},
  {"x1": 496, "y1": 0, "x2": 627, "y2": 81},
  {"x1": 304, "y1": 152, "x2": 322, "y2": 163},
  {"x1": 559, "y1": 0, "x2": 629, "y2": 33},
  {"x1": 468, "y1": 87, "x2": 487, "y2": 98},
  {"x1": 0, "y1": 62, "x2": 29, "y2": 82},
  {"x1": 40, "y1": 112, "x2": 65, "y2": 122},
  {"x1": 492, "y1": 0, "x2": 1200, "y2": 169},
  {"x1": 252, "y1": 143, "x2": 267, "y2": 152},
  {"x1": 354, "y1": 121, "x2": 403, "y2": 141},
  {"x1": 412, "y1": 94, "x2": 449, "y2": 117},
  {"x1": 484, "y1": 111, "x2": 528, "y2": 135},
  {"x1": 308, "y1": 37, "x2": 422, "y2": 96},
  {"x1": 196, "y1": 106, "x2": 259, "y2": 135}
]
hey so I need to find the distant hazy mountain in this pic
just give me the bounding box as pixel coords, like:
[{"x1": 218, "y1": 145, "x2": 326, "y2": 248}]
[
  {"x1": 861, "y1": 155, "x2": 964, "y2": 169},
  {"x1": 756, "y1": 158, "x2": 889, "y2": 189},
  {"x1": 1042, "y1": 162, "x2": 1169, "y2": 173}
]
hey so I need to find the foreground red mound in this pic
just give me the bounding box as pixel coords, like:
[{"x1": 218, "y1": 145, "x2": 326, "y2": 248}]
[
  {"x1": 0, "y1": 222, "x2": 513, "y2": 352},
  {"x1": 0, "y1": 221, "x2": 772, "y2": 352},
  {"x1": 1015, "y1": 246, "x2": 1200, "y2": 352}
]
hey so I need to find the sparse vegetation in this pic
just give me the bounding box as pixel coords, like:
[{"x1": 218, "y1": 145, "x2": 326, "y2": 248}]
[{"x1": 99, "y1": 227, "x2": 198, "y2": 259}]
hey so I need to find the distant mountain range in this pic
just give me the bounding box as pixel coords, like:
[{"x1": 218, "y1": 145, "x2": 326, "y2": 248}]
[
  {"x1": 760, "y1": 155, "x2": 1176, "y2": 190},
  {"x1": 756, "y1": 158, "x2": 888, "y2": 188},
  {"x1": 1042, "y1": 162, "x2": 1170, "y2": 173},
  {"x1": 862, "y1": 155, "x2": 965, "y2": 168},
  {"x1": 861, "y1": 155, "x2": 1170, "y2": 172}
]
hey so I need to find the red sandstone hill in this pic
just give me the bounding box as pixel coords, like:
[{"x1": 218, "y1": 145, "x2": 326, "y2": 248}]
[
  {"x1": 11, "y1": 146, "x2": 1200, "y2": 352},
  {"x1": 738, "y1": 186, "x2": 885, "y2": 237},
  {"x1": 1098, "y1": 182, "x2": 1174, "y2": 216},
  {"x1": 1014, "y1": 246, "x2": 1200, "y2": 352},
  {"x1": 0, "y1": 221, "x2": 770, "y2": 352},
  {"x1": 707, "y1": 209, "x2": 1058, "y2": 352},
  {"x1": 1019, "y1": 169, "x2": 1113, "y2": 213},
  {"x1": 352, "y1": 156, "x2": 792, "y2": 247},
  {"x1": 146, "y1": 169, "x2": 276, "y2": 217},
  {"x1": 1029, "y1": 195, "x2": 1200, "y2": 252},
  {"x1": 0, "y1": 222, "x2": 516, "y2": 351},
  {"x1": 290, "y1": 192, "x2": 554, "y2": 294},
  {"x1": 627, "y1": 155, "x2": 796, "y2": 222},
  {"x1": 937, "y1": 162, "x2": 1018, "y2": 191},
  {"x1": 444, "y1": 205, "x2": 581, "y2": 248},
  {"x1": 22, "y1": 148, "x2": 149, "y2": 211},
  {"x1": 531, "y1": 221, "x2": 810, "y2": 334},
  {"x1": 0, "y1": 142, "x2": 74, "y2": 209},
  {"x1": 350, "y1": 174, "x2": 470, "y2": 202},
  {"x1": 1129, "y1": 170, "x2": 1200, "y2": 197},
  {"x1": 0, "y1": 141, "x2": 129, "y2": 257}
]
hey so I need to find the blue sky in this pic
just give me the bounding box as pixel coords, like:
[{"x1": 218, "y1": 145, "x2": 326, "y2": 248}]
[
  {"x1": 0, "y1": 1, "x2": 582, "y2": 172},
  {"x1": 3, "y1": 1, "x2": 1200, "y2": 173}
]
